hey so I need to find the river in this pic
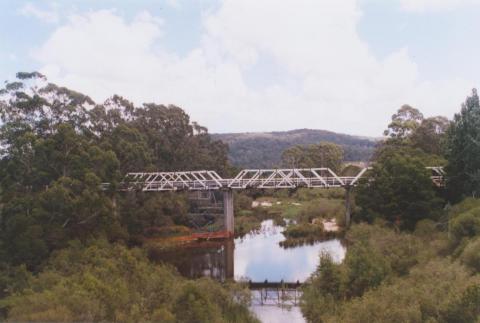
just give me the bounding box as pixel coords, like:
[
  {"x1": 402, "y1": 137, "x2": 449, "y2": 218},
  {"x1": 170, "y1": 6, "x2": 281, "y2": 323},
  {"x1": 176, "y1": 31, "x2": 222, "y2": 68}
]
[{"x1": 150, "y1": 220, "x2": 346, "y2": 323}]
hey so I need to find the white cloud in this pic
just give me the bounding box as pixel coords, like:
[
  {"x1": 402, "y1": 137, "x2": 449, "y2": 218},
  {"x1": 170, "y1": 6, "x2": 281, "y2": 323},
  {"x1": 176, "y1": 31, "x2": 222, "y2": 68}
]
[
  {"x1": 19, "y1": 2, "x2": 59, "y2": 24},
  {"x1": 34, "y1": 1, "x2": 475, "y2": 136},
  {"x1": 165, "y1": 0, "x2": 181, "y2": 9},
  {"x1": 399, "y1": 0, "x2": 480, "y2": 12}
]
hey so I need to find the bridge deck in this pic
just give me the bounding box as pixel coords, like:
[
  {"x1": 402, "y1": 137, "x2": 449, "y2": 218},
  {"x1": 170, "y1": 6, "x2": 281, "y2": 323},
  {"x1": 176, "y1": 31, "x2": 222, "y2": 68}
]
[{"x1": 105, "y1": 166, "x2": 444, "y2": 191}]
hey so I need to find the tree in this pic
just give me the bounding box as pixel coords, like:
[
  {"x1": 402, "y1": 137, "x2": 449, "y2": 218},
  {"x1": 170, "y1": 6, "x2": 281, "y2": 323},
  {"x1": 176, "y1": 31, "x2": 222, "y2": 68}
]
[
  {"x1": 384, "y1": 105, "x2": 424, "y2": 141},
  {"x1": 445, "y1": 88, "x2": 480, "y2": 202},
  {"x1": 0, "y1": 72, "x2": 231, "y2": 269},
  {"x1": 356, "y1": 146, "x2": 442, "y2": 230},
  {"x1": 281, "y1": 141, "x2": 344, "y2": 172},
  {"x1": 411, "y1": 116, "x2": 449, "y2": 155}
]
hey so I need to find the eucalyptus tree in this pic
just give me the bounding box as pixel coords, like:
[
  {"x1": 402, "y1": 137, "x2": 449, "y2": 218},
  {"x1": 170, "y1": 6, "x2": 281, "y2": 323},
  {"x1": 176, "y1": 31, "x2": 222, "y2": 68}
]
[{"x1": 446, "y1": 89, "x2": 480, "y2": 201}]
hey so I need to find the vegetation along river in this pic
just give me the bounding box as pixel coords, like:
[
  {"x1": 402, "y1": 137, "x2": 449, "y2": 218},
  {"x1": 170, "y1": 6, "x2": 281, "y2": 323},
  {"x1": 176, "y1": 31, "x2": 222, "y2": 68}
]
[{"x1": 151, "y1": 220, "x2": 346, "y2": 323}]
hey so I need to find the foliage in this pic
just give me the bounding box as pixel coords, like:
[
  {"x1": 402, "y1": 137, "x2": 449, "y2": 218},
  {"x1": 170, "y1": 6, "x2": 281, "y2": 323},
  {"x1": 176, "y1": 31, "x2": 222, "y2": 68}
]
[
  {"x1": 281, "y1": 141, "x2": 344, "y2": 172},
  {"x1": 411, "y1": 116, "x2": 450, "y2": 155},
  {"x1": 441, "y1": 284, "x2": 480, "y2": 323},
  {"x1": 213, "y1": 129, "x2": 376, "y2": 168},
  {"x1": 0, "y1": 72, "x2": 229, "y2": 269},
  {"x1": 446, "y1": 88, "x2": 480, "y2": 202},
  {"x1": 1, "y1": 241, "x2": 258, "y2": 323},
  {"x1": 450, "y1": 206, "x2": 480, "y2": 245},
  {"x1": 332, "y1": 260, "x2": 480, "y2": 323},
  {"x1": 383, "y1": 104, "x2": 424, "y2": 140},
  {"x1": 301, "y1": 253, "x2": 345, "y2": 321},
  {"x1": 460, "y1": 238, "x2": 480, "y2": 273},
  {"x1": 346, "y1": 223, "x2": 422, "y2": 276},
  {"x1": 301, "y1": 219, "x2": 477, "y2": 323},
  {"x1": 302, "y1": 224, "x2": 414, "y2": 321},
  {"x1": 356, "y1": 146, "x2": 443, "y2": 229},
  {"x1": 280, "y1": 223, "x2": 336, "y2": 247}
]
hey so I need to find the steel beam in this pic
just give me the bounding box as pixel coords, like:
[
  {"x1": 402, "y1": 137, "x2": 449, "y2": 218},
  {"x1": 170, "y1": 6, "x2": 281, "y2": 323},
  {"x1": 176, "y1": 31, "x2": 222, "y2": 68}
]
[{"x1": 112, "y1": 166, "x2": 444, "y2": 192}]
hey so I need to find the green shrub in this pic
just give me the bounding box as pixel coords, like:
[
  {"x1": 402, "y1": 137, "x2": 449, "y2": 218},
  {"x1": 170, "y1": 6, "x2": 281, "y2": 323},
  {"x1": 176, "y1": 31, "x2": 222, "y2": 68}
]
[
  {"x1": 414, "y1": 219, "x2": 437, "y2": 236},
  {"x1": 329, "y1": 260, "x2": 480, "y2": 323},
  {"x1": 297, "y1": 199, "x2": 344, "y2": 223},
  {"x1": 460, "y1": 238, "x2": 480, "y2": 273},
  {"x1": 448, "y1": 198, "x2": 480, "y2": 218},
  {"x1": 344, "y1": 242, "x2": 391, "y2": 297},
  {"x1": 283, "y1": 223, "x2": 324, "y2": 239},
  {"x1": 234, "y1": 193, "x2": 253, "y2": 213},
  {"x1": 2, "y1": 241, "x2": 259, "y2": 323},
  {"x1": 347, "y1": 223, "x2": 421, "y2": 275},
  {"x1": 450, "y1": 209, "x2": 480, "y2": 244},
  {"x1": 441, "y1": 284, "x2": 480, "y2": 323},
  {"x1": 301, "y1": 253, "x2": 345, "y2": 322}
]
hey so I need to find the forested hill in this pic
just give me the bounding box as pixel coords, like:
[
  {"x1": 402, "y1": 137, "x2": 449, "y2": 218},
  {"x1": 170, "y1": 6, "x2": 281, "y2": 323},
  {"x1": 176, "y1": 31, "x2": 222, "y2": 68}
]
[{"x1": 212, "y1": 129, "x2": 379, "y2": 168}]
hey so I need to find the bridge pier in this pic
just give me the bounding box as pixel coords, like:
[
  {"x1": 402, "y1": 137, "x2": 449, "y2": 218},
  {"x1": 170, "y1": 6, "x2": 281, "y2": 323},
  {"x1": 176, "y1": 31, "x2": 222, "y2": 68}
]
[
  {"x1": 223, "y1": 189, "x2": 234, "y2": 237},
  {"x1": 345, "y1": 185, "x2": 352, "y2": 227}
]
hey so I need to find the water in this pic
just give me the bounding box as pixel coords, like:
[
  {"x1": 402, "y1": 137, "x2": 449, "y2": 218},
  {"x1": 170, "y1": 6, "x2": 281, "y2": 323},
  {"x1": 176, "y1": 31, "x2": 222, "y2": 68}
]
[
  {"x1": 150, "y1": 220, "x2": 346, "y2": 323},
  {"x1": 235, "y1": 220, "x2": 345, "y2": 282}
]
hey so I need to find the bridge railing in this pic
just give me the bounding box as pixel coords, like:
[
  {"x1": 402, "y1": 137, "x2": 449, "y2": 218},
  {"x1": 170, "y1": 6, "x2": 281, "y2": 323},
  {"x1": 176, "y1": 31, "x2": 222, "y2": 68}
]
[{"x1": 104, "y1": 166, "x2": 444, "y2": 192}]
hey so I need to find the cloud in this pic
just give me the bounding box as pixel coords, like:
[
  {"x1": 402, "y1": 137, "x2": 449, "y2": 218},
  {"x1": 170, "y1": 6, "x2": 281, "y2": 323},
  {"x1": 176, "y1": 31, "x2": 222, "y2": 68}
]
[
  {"x1": 34, "y1": 1, "x2": 475, "y2": 136},
  {"x1": 165, "y1": 0, "x2": 181, "y2": 9},
  {"x1": 399, "y1": 0, "x2": 480, "y2": 12},
  {"x1": 19, "y1": 2, "x2": 59, "y2": 24}
]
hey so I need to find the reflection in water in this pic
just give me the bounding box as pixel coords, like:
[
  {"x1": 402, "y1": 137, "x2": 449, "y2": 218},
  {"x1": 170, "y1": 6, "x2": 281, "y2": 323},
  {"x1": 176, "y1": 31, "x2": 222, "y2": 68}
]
[
  {"x1": 150, "y1": 220, "x2": 346, "y2": 323},
  {"x1": 253, "y1": 306, "x2": 305, "y2": 323},
  {"x1": 235, "y1": 220, "x2": 345, "y2": 282},
  {"x1": 149, "y1": 239, "x2": 234, "y2": 282}
]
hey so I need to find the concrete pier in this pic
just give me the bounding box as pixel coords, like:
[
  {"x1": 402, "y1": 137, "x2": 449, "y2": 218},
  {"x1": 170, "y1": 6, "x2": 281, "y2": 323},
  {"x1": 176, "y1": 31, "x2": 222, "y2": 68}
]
[
  {"x1": 345, "y1": 185, "x2": 352, "y2": 227},
  {"x1": 223, "y1": 189, "x2": 234, "y2": 236}
]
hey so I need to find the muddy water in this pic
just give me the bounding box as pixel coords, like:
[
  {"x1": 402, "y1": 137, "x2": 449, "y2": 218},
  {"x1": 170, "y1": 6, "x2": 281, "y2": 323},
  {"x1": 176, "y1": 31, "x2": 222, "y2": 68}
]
[{"x1": 150, "y1": 220, "x2": 346, "y2": 323}]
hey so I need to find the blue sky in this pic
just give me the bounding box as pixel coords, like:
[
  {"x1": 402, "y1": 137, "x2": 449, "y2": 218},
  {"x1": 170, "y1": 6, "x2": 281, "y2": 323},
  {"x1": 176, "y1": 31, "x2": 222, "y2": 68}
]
[{"x1": 1, "y1": 0, "x2": 479, "y2": 136}]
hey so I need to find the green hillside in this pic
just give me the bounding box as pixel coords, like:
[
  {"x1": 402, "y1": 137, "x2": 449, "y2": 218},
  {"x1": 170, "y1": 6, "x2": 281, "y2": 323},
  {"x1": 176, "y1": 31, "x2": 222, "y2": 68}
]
[{"x1": 213, "y1": 129, "x2": 378, "y2": 168}]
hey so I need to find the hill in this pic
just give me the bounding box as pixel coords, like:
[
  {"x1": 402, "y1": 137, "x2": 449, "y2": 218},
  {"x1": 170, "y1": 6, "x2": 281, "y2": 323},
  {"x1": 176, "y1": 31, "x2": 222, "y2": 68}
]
[{"x1": 212, "y1": 129, "x2": 379, "y2": 168}]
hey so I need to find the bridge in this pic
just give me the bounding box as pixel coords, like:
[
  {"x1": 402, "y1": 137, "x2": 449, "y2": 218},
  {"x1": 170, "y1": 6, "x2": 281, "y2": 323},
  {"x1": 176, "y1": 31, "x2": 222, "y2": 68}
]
[{"x1": 109, "y1": 166, "x2": 445, "y2": 236}]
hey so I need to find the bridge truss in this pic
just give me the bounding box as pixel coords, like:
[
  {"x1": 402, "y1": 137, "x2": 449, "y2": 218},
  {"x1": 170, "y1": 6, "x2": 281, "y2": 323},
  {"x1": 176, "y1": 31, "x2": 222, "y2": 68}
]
[{"x1": 116, "y1": 167, "x2": 444, "y2": 192}]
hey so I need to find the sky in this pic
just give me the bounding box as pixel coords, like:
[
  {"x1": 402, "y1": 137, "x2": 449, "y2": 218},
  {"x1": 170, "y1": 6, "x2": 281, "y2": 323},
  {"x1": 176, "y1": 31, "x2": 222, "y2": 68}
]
[{"x1": 1, "y1": 0, "x2": 480, "y2": 137}]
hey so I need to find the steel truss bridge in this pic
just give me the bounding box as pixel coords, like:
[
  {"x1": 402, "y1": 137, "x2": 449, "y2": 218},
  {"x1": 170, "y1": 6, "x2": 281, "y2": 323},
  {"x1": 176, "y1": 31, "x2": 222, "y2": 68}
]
[
  {"x1": 116, "y1": 166, "x2": 444, "y2": 191},
  {"x1": 110, "y1": 166, "x2": 445, "y2": 235}
]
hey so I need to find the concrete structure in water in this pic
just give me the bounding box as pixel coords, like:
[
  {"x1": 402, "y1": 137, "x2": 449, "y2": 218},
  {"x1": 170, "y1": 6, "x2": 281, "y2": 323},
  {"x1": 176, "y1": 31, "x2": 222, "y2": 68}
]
[{"x1": 223, "y1": 190, "x2": 235, "y2": 236}]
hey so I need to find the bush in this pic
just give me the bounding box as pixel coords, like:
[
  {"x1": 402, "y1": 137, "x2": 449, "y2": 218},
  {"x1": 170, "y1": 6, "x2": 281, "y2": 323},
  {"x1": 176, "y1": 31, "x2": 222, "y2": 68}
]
[
  {"x1": 347, "y1": 223, "x2": 421, "y2": 275},
  {"x1": 280, "y1": 223, "x2": 338, "y2": 247},
  {"x1": 2, "y1": 241, "x2": 259, "y2": 323},
  {"x1": 330, "y1": 260, "x2": 480, "y2": 323},
  {"x1": 441, "y1": 284, "x2": 480, "y2": 323},
  {"x1": 460, "y1": 238, "x2": 480, "y2": 273},
  {"x1": 448, "y1": 198, "x2": 480, "y2": 218},
  {"x1": 414, "y1": 219, "x2": 437, "y2": 236},
  {"x1": 297, "y1": 199, "x2": 344, "y2": 223},
  {"x1": 293, "y1": 188, "x2": 345, "y2": 201},
  {"x1": 301, "y1": 253, "x2": 344, "y2": 322},
  {"x1": 234, "y1": 193, "x2": 253, "y2": 213},
  {"x1": 450, "y1": 208, "x2": 480, "y2": 244},
  {"x1": 301, "y1": 240, "x2": 391, "y2": 322},
  {"x1": 344, "y1": 242, "x2": 391, "y2": 298},
  {"x1": 144, "y1": 225, "x2": 191, "y2": 238}
]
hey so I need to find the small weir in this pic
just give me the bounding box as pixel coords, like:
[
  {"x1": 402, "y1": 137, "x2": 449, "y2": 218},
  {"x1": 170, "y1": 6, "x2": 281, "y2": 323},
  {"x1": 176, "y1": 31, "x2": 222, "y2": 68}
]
[{"x1": 249, "y1": 281, "x2": 303, "y2": 307}]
